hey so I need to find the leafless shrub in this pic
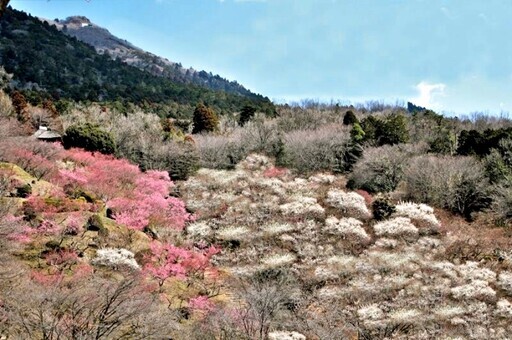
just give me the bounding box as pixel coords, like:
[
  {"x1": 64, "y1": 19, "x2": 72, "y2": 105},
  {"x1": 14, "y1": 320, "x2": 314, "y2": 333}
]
[
  {"x1": 3, "y1": 273, "x2": 178, "y2": 339},
  {"x1": 195, "y1": 132, "x2": 251, "y2": 169},
  {"x1": 348, "y1": 143, "x2": 425, "y2": 193},
  {"x1": 491, "y1": 185, "x2": 512, "y2": 226},
  {"x1": 403, "y1": 155, "x2": 491, "y2": 218},
  {"x1": 0, "y1": 91, "x2": 13, "y2": 118},
  {"x1": 283, "y1": 124, "x2": 350, "y2": 174},
  {"x1": 197, "y1": 268, "x2": 295, "y2": 340},
  {"x1": 276, "y1": 106, "x2": 343, "y2": 132}
]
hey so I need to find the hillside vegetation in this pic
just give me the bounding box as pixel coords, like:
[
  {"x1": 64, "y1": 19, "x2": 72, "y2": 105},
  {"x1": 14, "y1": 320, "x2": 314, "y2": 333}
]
[
  {"x1": 1, "y1": 5, "x2": 512, "y2": 337},
  {"x1": 1, "y1": 79, "x2": 512, "y2": 338},
  {"x1": 49, "y1": 15, "x2": 258, "y2": 97},
  {"x1": 0, "y1": 8, "x2": 275, "y2": 116}
]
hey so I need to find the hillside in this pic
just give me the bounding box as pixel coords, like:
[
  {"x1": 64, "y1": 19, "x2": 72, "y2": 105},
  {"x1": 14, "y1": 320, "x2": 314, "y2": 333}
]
[
  {"x1": 2, "y1": 132, "x2": 512, "y2": 338},
  {"x1": 0, "y1": 8, "x2": 275, "y2": 115},
  {"x1": 46, "y1": 15, "x2": 257, "y2": 97}
]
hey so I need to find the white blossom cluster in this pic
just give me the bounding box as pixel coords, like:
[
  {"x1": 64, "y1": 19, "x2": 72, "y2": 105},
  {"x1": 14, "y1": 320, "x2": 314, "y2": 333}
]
[
  {"x1": 176, "y1": 154, "x2": 512, "y2": 337},
  {"x1": 389, "y1": 308, "x2": 423, "y2": 323},
  {"x1": 279, "y1": 196, "x2": 325, "y2": 218},
  {"x1": 451, "y1": 280, "x2": 496, "y2": 302},
  {"x1": 92, "y1": 248, "x2": 139, "y2": 270},
  {"x1": 373, "y1": 217, "x2": 419, "y2": 239},
  {"x1": 268, "y1": 331, "x2": 306, "y2": 340},
  {"x1": 308, "y1": 173, "x2": 336, "y2": 184},
  {"x1": 357, "y1": 304, "x2": 386, "y2": 328},
  {"x1": 433, "y1": 305, "x2": 466, "y2": 320},
  {"x1": 217, "y1": 226, "x2": 251, "y2": 241},
  {"x1": 262, "y1": 222, "x2": 295, "y2": 235},
  {"x1": 326, "y1": 189, "x2": 371, "y2": 219},
  {"x1": 236, "y1": 153, "x2": 271, "y2": 171},
  {"x1": 457, "y1": 261, "x2": 496, "y2": 283},
  {"x1": 394, "y1": 202, "x2": 441, "y2": 232},
  {"x1": 497, "y1": 271, "x2": 512, "y2": 294},
  {"x1": 324, "y1": 216, "x2": 370, "y2": 242},
  {"x1": 262, "y1": 253, "x2": 296, "y2": 268},
  {"x1": 186, "y1": 221, "x2": 212, "y2": 238},
  {"x1": 495, "y1": 299, "x2": 512, "y2": 318}
]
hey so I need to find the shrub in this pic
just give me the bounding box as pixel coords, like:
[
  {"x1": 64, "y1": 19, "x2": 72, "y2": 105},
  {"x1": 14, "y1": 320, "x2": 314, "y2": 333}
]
[
  {"x1": 325, "y1": 189, "x2": 371, "y2": 219},
  {"x1": 393, "y1": 202, "x2": 440, "y2": 233},
  {"x1": 457, "y1": 128, "x2": 512, "y2": 157},
  {"x1": 324, "y1": 216, "x2": 370, "y2": 242},
  {"x1": 239, "y1": 105, "x2": 257, "y2": 126},
  {"x1": 63, "y1": 123, "x2": 116, "y2": 155},
  {"x1": 10, "y1": 91, "x2": 29, "y2": 124},
  {"x1": 373, "y1": 217, "x2": 418, "y2": 239},
  {"x1": 378, "y1": 112, "x2": 410, "y2": 146},
  {"x1": 403, "y1": 155, "x2": 491, "y2": 219},
  {"x1": 347, "y1": 144, "x2": 420, "y2": 193},
  {"x1": 92, "y1": 248, "x2": 139, "y2": 270},
  {"x1": 491, "y1": 185, "x2": 512, "y2": 226},
  {"x1": 283, "y1": 125, "x2": 350, "y2": 174},
  {"x1": 484, "y1": 138, "x2": 512, "y2": 185},
  {"x1": 372, "y1": 198, "x2": 396, "y2": 221},
  {"x1": 343, "y1": 110, "x2": 358, "y2": 125},
  {"x1": 15, "y1": 183, "x2": 32, "y2": 198},
  {"x1": 195, "y1": 133, "x2": 249, "y2": 169},
  {"x1": 360, "y1": 113, "x2": 409, "y2": 146},
  {"x1": 0, "y1": 91, "x2": 13, "y2": 117},
  {"x1": 192, "y1": 103, "x2": 219, "y2": 134}
]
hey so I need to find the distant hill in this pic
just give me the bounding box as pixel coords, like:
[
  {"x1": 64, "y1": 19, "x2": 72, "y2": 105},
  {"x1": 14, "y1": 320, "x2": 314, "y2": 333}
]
[
  {"x1": 0, "y1": 8, "x2": 275, "y2": 115},
  {"x1": 46, "y1": 15, "x2": 257, "y2": 98}
]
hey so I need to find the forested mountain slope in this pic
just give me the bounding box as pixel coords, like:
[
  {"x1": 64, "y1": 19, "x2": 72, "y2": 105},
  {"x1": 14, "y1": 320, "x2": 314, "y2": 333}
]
[{"x1": 0, "y1": 8, "x2": 275, "y2": 115}]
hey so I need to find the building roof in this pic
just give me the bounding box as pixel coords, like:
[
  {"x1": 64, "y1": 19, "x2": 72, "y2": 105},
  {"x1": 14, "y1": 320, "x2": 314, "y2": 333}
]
[{"x1": 32, "y1": 126, "x2": 62, "y2": 140}]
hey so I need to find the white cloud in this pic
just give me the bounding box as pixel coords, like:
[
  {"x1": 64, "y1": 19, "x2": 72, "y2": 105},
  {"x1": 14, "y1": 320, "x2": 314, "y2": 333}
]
[{"x1": 410, "y1": 81, "x2": 446, "y2": 109}]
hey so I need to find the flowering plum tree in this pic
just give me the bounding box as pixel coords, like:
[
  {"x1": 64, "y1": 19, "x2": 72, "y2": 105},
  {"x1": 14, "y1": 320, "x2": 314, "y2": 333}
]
[{"x1": 144, "y1": 241, "x2": 219, "y2": 287}]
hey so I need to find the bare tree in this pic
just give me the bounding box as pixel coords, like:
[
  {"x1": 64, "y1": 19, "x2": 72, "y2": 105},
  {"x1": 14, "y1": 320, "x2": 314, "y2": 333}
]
[{"x1": 3, "y1": 273, "x2": 178, "y2": 339}]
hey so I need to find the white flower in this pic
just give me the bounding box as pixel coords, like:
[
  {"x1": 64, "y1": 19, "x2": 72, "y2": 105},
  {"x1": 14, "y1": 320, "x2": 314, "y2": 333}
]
[
  {"x1": 217, "y1": 226, "x2": 251, "y2": 241},
  {"x1": 389, "y1": 308, "x2": 422, "y2": 323},
  {"x1": 433, "y1": 305, "x2": 466, "y2": 320},
  {"x1": 268, "y1": 331, "x2": 306, "y2": 340},
  {"x1": 373, "y1": 217, "x2": 419, "y2": 239},
  {"x1": 262, "y1": 222, "x2": 295, "y2": 235},
  {"x1": 497, "y1": 271, "x2": 512, "y2": 294},
  {"x1": 326, "y1": 189, "x2": 371, "y2": 219},
  {"x1": 186, "y1": 221, "x2": 212, "y2": 238},
  {"x1": 495, "y1": 299, "x2": 512, "y2": 318},
  {"x1": 451, "y1": 280, "x2": 496, "y2": 301},
  {"x1": 394, "y1": 202, "x2": 440, "y2": 232},
  {"x1": 314, "y1": 266, "x2": 338, "y2": 280},
  {"x1": 374, "y1": 238, "x2": 398, "y2": 249},
  {"x1": 92, "y1": 248, "x2": 139, "y2": 270},
  {"x1": 357, "y1": 304, "x2": 385, "y2": 321},
  {"x1": 317, "y1": 286, "x2": 342, "y2": 299},
  {"x1": 457, "y1": 261, "x2": 496, "y2": 283},
  {"x1": 262, "y1": 253, "x2": 296, "y2": 267},
  {"x1": 308, "y1": 173, "x2": 336, "y2": 184},
  {"x1": 236, "y1": 154, "x2": 271, "y2": 171},
  {"x1": 279, "y1": 196, "x2": 325, "y2": 217},
  {"x1": 324, "y1": 216, "x2": 370, "y2": 242}
]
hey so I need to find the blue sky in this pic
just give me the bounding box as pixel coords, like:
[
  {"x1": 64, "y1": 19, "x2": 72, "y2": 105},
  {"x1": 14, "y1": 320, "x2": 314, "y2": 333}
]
[{"x1": 9, "y1": 0, "x2": 512, "y2": 115}]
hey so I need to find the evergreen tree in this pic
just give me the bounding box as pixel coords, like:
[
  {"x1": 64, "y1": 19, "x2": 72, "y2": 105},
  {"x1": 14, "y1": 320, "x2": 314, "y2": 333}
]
[
  {"x1": 239, "y1": 105, "x2": 257, "y2": 126},
  {"x1": 192, "y1": 103, "x2": 219, "y2": 134},
  {"x1": 63, "y1": 123, "x2": 117, "y2": 155},
  {"x1": 343, "y1": 110, "x2": 358, "y2": 125}
]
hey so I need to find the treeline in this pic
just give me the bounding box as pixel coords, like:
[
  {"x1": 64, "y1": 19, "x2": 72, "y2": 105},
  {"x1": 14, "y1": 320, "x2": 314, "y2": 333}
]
[{"x1": 0, "y1": 8, "x2": 275, "y2": 116}]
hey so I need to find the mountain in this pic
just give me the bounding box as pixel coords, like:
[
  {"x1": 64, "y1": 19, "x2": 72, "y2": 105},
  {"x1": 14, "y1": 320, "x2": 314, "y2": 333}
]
[
  {"x1": 0, "y1": 8, "x2": 275, "y2": 115},
  {"x1": 46, "y1": 15, "x2": 256, "y2": 97}
]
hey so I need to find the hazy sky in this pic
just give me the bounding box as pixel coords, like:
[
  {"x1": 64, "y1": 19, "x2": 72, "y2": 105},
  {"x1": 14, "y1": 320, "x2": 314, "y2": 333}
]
[{"x1": 9, "y1": 0, "x2": 512, "y2": 115}]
